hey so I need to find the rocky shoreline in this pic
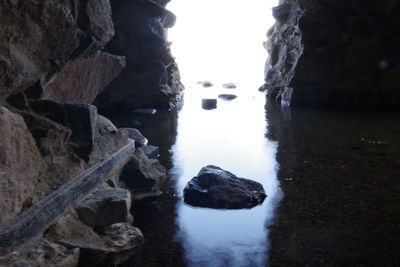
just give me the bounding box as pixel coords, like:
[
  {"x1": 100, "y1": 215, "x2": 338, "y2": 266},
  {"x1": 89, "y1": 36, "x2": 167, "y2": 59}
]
[{"x1": 0, "y1": 0, "x2": 181, "y2": 265}]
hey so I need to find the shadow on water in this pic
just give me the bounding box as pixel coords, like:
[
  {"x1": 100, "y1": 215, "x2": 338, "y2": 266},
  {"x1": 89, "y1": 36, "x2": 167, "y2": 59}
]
[{"x1": 266, "y1": 103, "x2": 400, "y2": 267}]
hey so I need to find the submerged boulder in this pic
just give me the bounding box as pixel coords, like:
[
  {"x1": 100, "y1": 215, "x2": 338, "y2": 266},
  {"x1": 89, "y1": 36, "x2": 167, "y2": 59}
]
[{"x1": 183, "y1": 165, "x2": 267, "y2": 209}]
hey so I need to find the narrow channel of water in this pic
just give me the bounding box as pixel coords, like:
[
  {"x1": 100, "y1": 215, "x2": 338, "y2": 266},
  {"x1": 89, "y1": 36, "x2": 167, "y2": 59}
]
[{"x1": 166, "y1": 1, "x2": 280, "y2": 266}]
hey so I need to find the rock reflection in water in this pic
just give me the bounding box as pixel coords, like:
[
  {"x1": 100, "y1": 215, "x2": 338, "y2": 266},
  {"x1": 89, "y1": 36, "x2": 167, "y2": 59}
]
[{"x1": 170, "y1": 85, "x2": 281, "y2": 267}]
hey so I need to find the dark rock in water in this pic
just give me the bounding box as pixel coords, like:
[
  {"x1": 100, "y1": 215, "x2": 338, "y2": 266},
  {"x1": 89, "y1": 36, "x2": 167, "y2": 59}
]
[
  {"x1": 76, "y1": 186, "x2": 132, "y2": 230},
  {"x1": 202, "y1": 99, "x2": 217, "y2": 110},
  {"x1": 119, "y1": 128, "x2": 148, "y2": 147},
  {"x1": 201, "y1": 81, "x2": 213, "y2": 87},
  {"x1": 183, "y1": 165, "x2": 267, "y2": 209},
  {"x1": 138, "y1": 145, "x2": 160, "y2": 159},
  {"x1": 222, "y1": 83, "x2": 237, "y2": 89},
  {"x1": 218, "y1": 94, "x2": 237, "y2": 101}
]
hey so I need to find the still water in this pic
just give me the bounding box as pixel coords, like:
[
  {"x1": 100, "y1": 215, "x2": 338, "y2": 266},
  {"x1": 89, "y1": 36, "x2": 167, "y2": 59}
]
[
  {"x1": 115, "y1": 0, "x2": 400, "y2": 265},
  {"x1": 167, "y1": 0, "x2": 280, "y2": 266}
]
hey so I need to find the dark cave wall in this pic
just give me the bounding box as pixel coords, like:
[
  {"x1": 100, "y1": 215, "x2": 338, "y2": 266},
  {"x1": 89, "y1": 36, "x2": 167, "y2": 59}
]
[
  {"x1": 264, "y1": 0, "x2": 400, "y2": 108},
  {"x1": 0, "y1": 0, "x2": 180, "y2": 265}
]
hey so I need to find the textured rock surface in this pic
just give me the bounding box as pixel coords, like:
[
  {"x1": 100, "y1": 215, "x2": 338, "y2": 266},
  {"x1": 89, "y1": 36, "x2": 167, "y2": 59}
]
[
  {"x1": 183, "y1": 165, "x2": 267, "y2": 209},
  {"x1": 47, "y1": 211, "x2": 144, "y2": 266},
  {"x1": 0, "y1": 0, "x2": 80, "y2": 101},
  {"x1": 29, "y1": 100, "x2": 97, "y2": 161},
  {"x1": 42, "y1": 51, "x2": 126, "y2": 104},
  {"x1": 76, "y1": 186, "x2": 132, "y2": 230},
  {"x1": 0, "y1": 107, "x2": 41, "y2": 228},
  {"x1": 0, "y1": 0, "x2": 171, "y2": 265},
  {"x1": 0, "y1": 238, "x2": 79, "y2": 267},
  {"x1": 94, "y1": 0, "x2": 184, "y2": 112},
  {"x1": 264, "y1": 0, "x2": 400, "y2": 107},
  {"x1": 120, "y1": 127, "x2": 149, "y2": 148},
  {"x1": 89, "y1": 115, "x2": 128, "y2": 165},
  {"x1": 121, "y1": 149, "x2": 167, "y2": 199}
]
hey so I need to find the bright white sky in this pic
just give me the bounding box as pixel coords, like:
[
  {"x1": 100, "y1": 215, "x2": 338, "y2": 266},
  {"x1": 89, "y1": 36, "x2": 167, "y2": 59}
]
[{"x1": 167, "y1": 0, "x2": 278, "y2": 86}]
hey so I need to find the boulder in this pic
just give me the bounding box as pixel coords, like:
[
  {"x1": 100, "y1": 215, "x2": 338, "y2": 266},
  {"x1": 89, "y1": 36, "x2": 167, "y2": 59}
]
[
  {"x1": 120, "y1": 128, "x2": 148, "y2": 148},
  {"x1": 89, "y1": 115, "x2": 128, "y2": 165},
  {"x1": 0, "y1": 0, "x2": 80, "y2": 101},
  {"x1": 121, "y1": 149, "x2": 167, "y2": 200},
  {"x1": 222, "y1": 82, "x2": 237, "y2": 89},
  {"x1": 218, "y1": 94, "x2": 237, "y2": 101},
  {"x1": 76, "y1": 186, "x2": 132, "y2": 230},
  {"x1": 42, "y1": 51, "x2": 126, "y2": 104},
  {"x1": 202, "y1": 99, "x2": 217, "y2": 110},
  {"x1": 82, "y1": 0, "x2": 115, "y2": 43},
  {"x1": 20, "y1": 111, "x2": 87, "y2": 197},
  {"x1": 47, "y1": 211, "x2": 144, "y2": 266},
  {"x1": 0, "y1": 107, "x2": 41, "y2": 228},
  {"x1": 29, "y1": 100, "x2": 97, "y2": 161},
  {"x1": 183, "y1": 165, "x2": 267, "y2": 209}
]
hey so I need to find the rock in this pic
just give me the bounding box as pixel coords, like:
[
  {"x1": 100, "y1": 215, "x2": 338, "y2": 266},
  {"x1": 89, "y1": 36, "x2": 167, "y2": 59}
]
[
  {"x1": 138, "y1": 145, "x2": 160, "y2": 159},
  {"x1": 202, "y1": 99, "x2": 217, "y2": 110},
  {"x1": 83, "y1": 0, "x2": 115, "y2": 43},
  {"x1": 272, "y1": 3, "x2": 292, "y2": 22},
  {"x1": 121, "y1": 149, "x2": 167, "y2": 200},
  {"x1": 19, "y1": 111, "x2": 87, "y2": 196},
  {"x1": 76, "y1": 186, "x2": 132, "y2": 230},
  {"x1": 120, "y1": 128, "x2": 148, "y2": 148},
  {"x1": 89, "y1": 115, "x2": 128, "y2": 165},
  {"x1": 0, "y1": 107, "x2": 41, "y2": 228},
  {"x1": 201, "y1": 81, "x2": 213, "y2": 87},
  {"x1": 29, "y1": 100, "x2": 97, "y2": 161},
  {"x1": 222, "y1": 82, "x2": 236, "y2": 89},
  {"x1": 0, "y1": 238, "x2": 79, "y2": 267},
  {"x1": 47, "y1": 211, "x2": 144, "y2": 266},
  {"x1": 42, "y1": 51, "x2": 126, "y2": 104},
  {"x1": 94, "y1": 1, "x2": 184, "y2": 112},
  {"x1": 183, "y1": 165, "x2": 267, "y2": 209},
  {"x1": 0, "y1": 0, "x2": 80, "y2": 101},
  {"x1": 218, "y1": 94, "x2": 237, "y2": 101}
]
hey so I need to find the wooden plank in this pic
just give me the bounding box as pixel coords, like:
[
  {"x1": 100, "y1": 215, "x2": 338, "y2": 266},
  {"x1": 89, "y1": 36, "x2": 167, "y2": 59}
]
[{"x1": 0, "y1": 139, "x2": 135, "y2": 255}]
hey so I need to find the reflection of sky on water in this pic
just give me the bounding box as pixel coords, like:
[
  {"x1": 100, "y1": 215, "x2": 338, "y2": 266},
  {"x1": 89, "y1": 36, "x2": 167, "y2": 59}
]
[{"x1": 167, "y1": 0, "x2": 280, "y2": 266}]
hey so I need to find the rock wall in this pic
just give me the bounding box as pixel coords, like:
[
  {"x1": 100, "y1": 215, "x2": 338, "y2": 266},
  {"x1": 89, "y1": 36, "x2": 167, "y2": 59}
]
[
  {"x1": 0, "y1": 0, "x2": 179, "y2": 265},
  {"x1": 263, "y1": 0, "x2": 400, "y2": 108},
  {"x1": 94, "y1": 0, "x2": 184, "y2": 113}
]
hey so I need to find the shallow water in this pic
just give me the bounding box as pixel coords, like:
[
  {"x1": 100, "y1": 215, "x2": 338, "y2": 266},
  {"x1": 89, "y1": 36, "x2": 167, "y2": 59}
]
[{"x1": 115, "y1": 0, "x2": 400, "y2": 265}]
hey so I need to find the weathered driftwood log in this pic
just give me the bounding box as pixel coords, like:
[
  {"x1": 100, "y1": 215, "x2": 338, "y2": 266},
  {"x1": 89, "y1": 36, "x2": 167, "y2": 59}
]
[{"x1": 0, "y1": 139, "x2": 135, "y2": 255}]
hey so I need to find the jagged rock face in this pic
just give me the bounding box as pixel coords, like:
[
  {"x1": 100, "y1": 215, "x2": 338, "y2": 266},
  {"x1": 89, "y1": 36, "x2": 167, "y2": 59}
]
[
  {"x1": 94, "y1": 0, "x2": 184, "y2": 113},
  {"x1": 264, "y1": 0, "x2": 400, "y2": 108},
  {"x1": 0, "y1": 0, "x2": 80, "y2": 101},
  {"x1": 0, "y1": 107, "x2": 41, "y2": 228},
  {"x1": 1, "y1": 238, "x2": 80, "y2": 267},
  {"x1": 42, "y1": 51, "x2": 126, "y2": 104},
  {"x1": 76, "y1": 186, "x2": 132, "y2": 230},
  {"x1": 121, "y1": 149, "x2": 167, "y2": 200},
  {"x1": 47, "y1": 211, "x2": 144, "y2": 267}
]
